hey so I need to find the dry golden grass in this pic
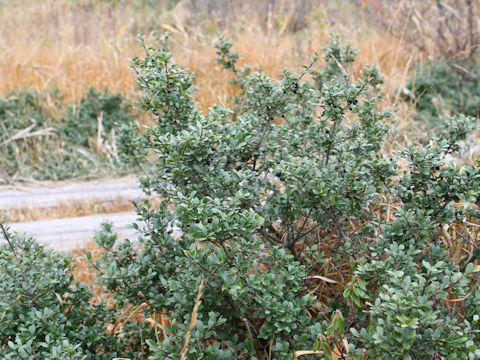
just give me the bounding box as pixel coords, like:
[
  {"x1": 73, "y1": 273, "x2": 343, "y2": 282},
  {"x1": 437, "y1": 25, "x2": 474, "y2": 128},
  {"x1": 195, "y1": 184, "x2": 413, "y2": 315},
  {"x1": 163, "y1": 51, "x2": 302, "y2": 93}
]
[
  {"x1": 0, "y1": 0, "x2": 139, "y2": 103},
  {"x1": 1, "y1": 198, "x2": 135, "y2": 222},
  {"x1": 2, "y1": 192, "x2": 164, "y2": 222},
  {"x1": 71, "y1": 241, "x2": 104, "y2": 286},
  {"x1": 0, "y1": 0, "x2": 417, "y2": 116}
]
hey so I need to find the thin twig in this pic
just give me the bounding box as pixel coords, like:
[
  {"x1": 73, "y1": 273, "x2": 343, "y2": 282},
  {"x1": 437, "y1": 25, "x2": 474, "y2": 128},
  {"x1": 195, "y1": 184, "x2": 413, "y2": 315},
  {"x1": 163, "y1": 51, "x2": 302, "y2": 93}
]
[{"x1": 180, "y1": 278, "x2": 205, "y2": 360}]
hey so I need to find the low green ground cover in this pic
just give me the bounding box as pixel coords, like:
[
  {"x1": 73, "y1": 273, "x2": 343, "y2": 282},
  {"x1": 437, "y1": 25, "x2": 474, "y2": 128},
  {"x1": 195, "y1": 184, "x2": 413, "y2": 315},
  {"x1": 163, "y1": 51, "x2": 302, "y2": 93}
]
[
  {"x1": 406, "y1": 59, "x2": 480, "y2": 126},
  {"x1": 0, "y1": 87, "x2": 137, "y2": 182}
]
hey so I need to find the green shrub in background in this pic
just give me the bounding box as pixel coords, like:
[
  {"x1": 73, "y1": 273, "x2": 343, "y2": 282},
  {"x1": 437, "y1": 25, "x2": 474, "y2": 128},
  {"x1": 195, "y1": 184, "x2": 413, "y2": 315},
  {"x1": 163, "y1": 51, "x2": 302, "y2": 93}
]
[
  {"x1": 93, "y1": 34, "x2": 480, "y2": 359},
  {"x1": 0, "y1": 87, "x2": 62, "y2": 129},
  {"x1": 0, "y1": 88, "x2": 60, "y2": 181},
  {"x1": 63, "y1": 87, "x2": 134, "y2": 147},
  {"x1": 407, "y1": 59, "x2": 480, "y2": 124},
  {"x1": 0, "y1": 87, "x2": 136, "y2": 182}
]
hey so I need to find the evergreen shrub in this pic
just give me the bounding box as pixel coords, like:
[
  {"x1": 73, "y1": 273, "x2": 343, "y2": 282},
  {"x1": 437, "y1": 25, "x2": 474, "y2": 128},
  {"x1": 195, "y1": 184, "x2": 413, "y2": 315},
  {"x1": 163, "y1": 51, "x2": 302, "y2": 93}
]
[
  {"x1": 98, "y1": 34, "x2": 480, "y2": 358},
  {"x1": 2, "y1": 33, "x2": 479, "y2": 359},
  {"x1": 0, "y1": 223, "x2": 124, "y2": 359}
]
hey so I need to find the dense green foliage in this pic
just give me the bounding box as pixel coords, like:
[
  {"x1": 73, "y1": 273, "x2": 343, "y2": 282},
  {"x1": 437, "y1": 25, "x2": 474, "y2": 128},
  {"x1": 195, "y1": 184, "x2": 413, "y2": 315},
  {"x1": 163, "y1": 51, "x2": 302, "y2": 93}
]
[
  {"x1": 407, "y1": 59, "x2": 480, "y2": 124},
  {"x1": 2, "y1": 34, "x2": 480, "y2": 359},
  {"x1": 0, "y1": 87, "x2": 135, "y2": 181},
  {"x1": 98, "y1": 34, "x2": 480, "y2": 358},
  {"x1": 0, "y1": 221, "x2": 155, "y2": 359},
  {"x1": 63, "y1": 87, "x2": 135, "y2": 148}
]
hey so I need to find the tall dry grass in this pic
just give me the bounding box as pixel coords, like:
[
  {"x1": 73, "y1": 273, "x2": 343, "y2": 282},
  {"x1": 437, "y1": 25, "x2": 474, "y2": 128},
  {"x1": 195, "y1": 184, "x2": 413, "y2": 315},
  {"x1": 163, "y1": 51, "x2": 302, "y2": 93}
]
[
  {"x1": 0, "y1": 0, "x2": 139, "y2": 102},
  {"x1": 0, "y1": 0, "x2": 417, "y2": 116}
]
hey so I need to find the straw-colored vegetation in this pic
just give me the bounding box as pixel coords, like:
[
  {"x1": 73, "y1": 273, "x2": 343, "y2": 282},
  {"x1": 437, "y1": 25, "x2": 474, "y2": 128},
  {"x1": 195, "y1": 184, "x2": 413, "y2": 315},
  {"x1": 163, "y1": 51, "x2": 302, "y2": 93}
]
[
  {"x1": 2, "y1": 198, "x2": 134, "y2": 222},
  {"x1": 0, "y1": 0, "x2": 415, "y2": 110}
]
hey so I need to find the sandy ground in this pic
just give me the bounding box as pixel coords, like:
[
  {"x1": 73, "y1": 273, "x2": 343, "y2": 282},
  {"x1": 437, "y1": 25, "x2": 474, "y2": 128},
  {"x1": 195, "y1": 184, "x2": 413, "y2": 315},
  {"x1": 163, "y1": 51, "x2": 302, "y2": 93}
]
[
  {"x1": 0, "y1": 177, "x2": 150, "y2": 251},
  {"x1": 0, "y1": 177, "x2": 144, "y2": 210},
  {"x1": 5, "y1": 212, "x2": 139, "y2": 251}
]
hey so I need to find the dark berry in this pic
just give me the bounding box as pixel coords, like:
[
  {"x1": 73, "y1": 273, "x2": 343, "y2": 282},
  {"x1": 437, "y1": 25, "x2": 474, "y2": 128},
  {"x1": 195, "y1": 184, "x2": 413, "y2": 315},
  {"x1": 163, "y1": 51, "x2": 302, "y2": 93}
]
[
  {"x1": 207, "y1": 218, "x2": 213, "y2": 224},
  {"x1": 352, "y1": 99, "x2": 358, "y2": 105},
  {"x1": 206, "y1": 160, "x2": 211, "y2": 165},
  {"x1": 275, "y1": 172, "x2": 283, "y2": 178}
]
